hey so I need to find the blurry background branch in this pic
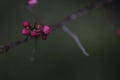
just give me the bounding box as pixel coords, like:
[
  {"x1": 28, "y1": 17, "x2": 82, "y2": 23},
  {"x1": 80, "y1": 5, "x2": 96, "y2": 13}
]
[
  {"x1": 0, "y1": 0, "x2": 114, "y2": 54},
  {"x1": 62, "y1": 24, "x2": 89, "y2": 56}
]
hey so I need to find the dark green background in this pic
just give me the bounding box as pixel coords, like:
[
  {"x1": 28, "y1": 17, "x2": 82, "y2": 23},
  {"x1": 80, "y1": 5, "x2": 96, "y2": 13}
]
[{"x1": 0, "y1": 0, "x2": 120, "y2": 80}]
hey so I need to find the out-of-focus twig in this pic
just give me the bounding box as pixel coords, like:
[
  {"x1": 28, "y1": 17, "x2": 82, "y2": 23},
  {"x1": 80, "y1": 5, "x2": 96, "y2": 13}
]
[
  {"x1": 31, "y1": 39, "x2": 38, "y2": 62},
  {"x1": 62, "y1": 24, "x2": 89, "y2": 56}
]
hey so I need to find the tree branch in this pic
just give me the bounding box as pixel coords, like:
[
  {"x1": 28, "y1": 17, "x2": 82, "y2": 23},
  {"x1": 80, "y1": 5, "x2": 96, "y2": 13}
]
[{"x1": 0, "y1": 0, "x2": 113, "y2": 54}]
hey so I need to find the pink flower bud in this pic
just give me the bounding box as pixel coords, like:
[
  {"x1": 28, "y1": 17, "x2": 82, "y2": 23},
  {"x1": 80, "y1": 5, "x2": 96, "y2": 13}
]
[
  {"x1": 22, "y1": 28, "x2": 29, "y2": 36},
  {"x1": 31, "y1": 30, "x2": 40, "y2": 37},
  {"x1": 27, "y1": 0, "x2": 38, "y2": 7},
  {"x1": 42, "y1": 35, "x2": 47, "y2": 40},
  {"x1": 43, "y1": 25, "x2": 51, "y2": 35},
  {"x1": 22, "y1": 21, "x2": 29, "y2": 28},
  {"x1": 36, "y1": 25, "x2": 42, "y2": 30}
]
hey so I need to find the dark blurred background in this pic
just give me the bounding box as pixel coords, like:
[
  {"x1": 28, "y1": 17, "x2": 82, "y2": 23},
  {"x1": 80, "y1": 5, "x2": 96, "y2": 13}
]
[{"x1": 0, "y1": 0, "x2": 120, "y2": 80}]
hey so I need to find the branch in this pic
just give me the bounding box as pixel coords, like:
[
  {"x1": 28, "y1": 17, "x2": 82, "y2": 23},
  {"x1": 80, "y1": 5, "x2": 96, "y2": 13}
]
[
  {"x1": 0, "y1": 36, "x2": 32, "y2": 54},
  {"x1": 52, "y1": 0, "x2": 113, "y2": 29},
  {"x1": 0, "y1": 0, "x2": 113, "y2": 54}
]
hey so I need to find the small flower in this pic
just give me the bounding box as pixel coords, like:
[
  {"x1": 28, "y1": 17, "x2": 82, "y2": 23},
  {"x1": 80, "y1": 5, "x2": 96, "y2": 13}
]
[
  {"x1": 30, "y1": 30, "x2": 40, "y2": 37},
  {"x1": 43, "y1": 25, "x2": 51, "y2": 35},
  {"x1": 23, "y1": 21, "x2": 30, "y2": 28},
  {"x1": 36, "y1": 25, "x2": 42, "y2": 30},
  {"x1": 42, "y1": 35, "x2": 47, "y2": 40},
  {"x1": 27, "y1": 0, "x2": 38, "y2": 7},
  {"x1": 22, "y1": 28, "x2": 29, "y2": 36}
]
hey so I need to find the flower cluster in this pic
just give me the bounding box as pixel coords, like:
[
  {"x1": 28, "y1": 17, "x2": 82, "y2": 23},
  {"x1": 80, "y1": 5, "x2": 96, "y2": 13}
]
[{"x1": 21, "y1": 21, "x2": 51, "y2": 40}]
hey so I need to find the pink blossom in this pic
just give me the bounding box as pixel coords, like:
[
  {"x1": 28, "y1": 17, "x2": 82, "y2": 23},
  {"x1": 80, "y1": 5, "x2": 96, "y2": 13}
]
[
  {"x1": 27, "y1": 0, "x2": 38, "y2": 7},
  {"x1": 22, "y1": 21, "x2": 29, "y2": 28},
  {"x1": 22, "y1": 28, "x2": 29, "y2": 36},
  {"x1": 30, "y1": 30, "x2": 40, "y2": 37},
  {"x1": 36, "y1": 25, "x2": 42, "y2": 30},
  {"x1": 43, "y1": 25, "x2": 51, "y2": 35},
  {"x1": 42, "y1": 35, "x2": 47, "y2": 40}
]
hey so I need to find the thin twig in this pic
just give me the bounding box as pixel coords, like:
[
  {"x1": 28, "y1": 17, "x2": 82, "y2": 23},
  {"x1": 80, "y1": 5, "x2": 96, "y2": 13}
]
[
  {"x1": 0, "y1": 36, "x2": 32, "y2": 54},
  {"x1": 52, "y1": 0, "x2": 113, "y2": 30},
  {"x1": 31, "y1": 39, "x2": 38, "y2": 62},
  {"x1": 62, "y1": 24, "x2": 89, "y2": 56}
]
